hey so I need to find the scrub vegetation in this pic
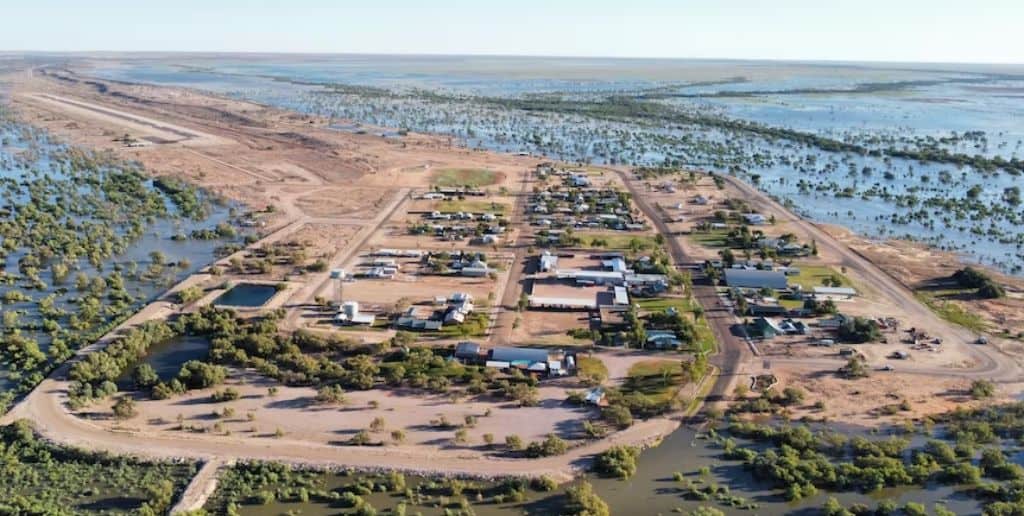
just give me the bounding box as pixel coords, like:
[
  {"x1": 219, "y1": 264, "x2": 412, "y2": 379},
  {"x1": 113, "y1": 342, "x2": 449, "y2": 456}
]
[
  {"x1": 0, "y1": 108, "x2": 235, "y2": 409},
  {"x1": 0, "y1": 419, "x2": 194, "y2": 515}
]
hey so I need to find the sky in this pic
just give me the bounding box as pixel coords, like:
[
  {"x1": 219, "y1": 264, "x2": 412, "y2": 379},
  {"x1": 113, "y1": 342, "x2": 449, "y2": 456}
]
[{"x1": 3, "y1": 0, "x2": 1022, "y2": 64}]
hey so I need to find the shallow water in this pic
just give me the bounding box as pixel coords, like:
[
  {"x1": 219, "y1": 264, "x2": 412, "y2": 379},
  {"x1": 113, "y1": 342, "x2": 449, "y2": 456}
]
[
  {"x1": 0, "y1": 119, "x2": 238, "y2": 395},
  {"x1": 228, "y1": 424, "x2": 986, "y2": 515},
  {"x1": 87, "y1": 57, "x2": 1024, "y2": 274},
  {"x1": 213, "y1": 283, "x2": 278, "y2": 307},
  {"x1": 117, "y1": 335, "x2": 210, "y2": 389}
]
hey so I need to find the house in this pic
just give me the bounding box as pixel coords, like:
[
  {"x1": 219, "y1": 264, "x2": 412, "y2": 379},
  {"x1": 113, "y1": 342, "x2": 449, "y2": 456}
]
[
  {"x1": 490, "y1": 347, "x2": 553, "y2": 372},
  {"x1": 777, "y1": 319, "x2": 809, "y2": 335},
  {"x1": 646, "y1": 330, "x2": 683, "y2": 350},
  {"x1": 602, "y1": 257, "x2": 632, "y2": 274},
  {"x1": 474, "y1": 234, "x2": 500, "y2": 245},
  {"x1": 454, "y1": 341, "x2": 484, "y2": 363},
  {"x1": 724, "y1": 269, "x2": 789, "y2": 290},
  {"x1": 539, "y1": 252, "x2": 559, "y2": 272},
  {"x1": 461, "y1": 266, "x2": 490, "y2": 277},
  {"x1": 692, "y1": 195, "x2": 709, "y2": 205},
  {"x1": 743, "y1": 213, "x2": 768, "y2": 225},
  {"x1": 335, "y1": 301, "x2": 376, "y2": 326},
  {"x1": 569, "y1": 174, "x2": 590, "y2": 187},
  {"x1": 444, "y1": 297, "x2": 474, "y2": 324},
  {"x1": 365, "y1": 267, "x2": 396, "y2": 279},
  {"x1": 818, "y1": 313, "x2": 851, "y2": 330},
  {"x1": 396, "y1": 317, "x2": 443, "y2": 331},
  {"x1": 749, "y1": 317, "x2": 783, "y2": 339},
  {"x1": 397, "y1": 306, "x2": 443, "y2": 331}
]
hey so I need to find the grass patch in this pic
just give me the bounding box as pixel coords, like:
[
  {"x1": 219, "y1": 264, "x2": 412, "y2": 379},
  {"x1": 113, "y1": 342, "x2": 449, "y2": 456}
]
[
  {"x1": 778, "y1": 298, "x2": 804, "y2": 310},
  {"x1": 623, "y1": 360, "x2": 684, "y2": 403},
  {"x1": 431, "y1": 168, "x2": 498, "y2": 188},
  {"x1": 434, "y1": 199, "x2": 508, "y2": 214},
  {"x1": 634, "y1": 296, "x2": 717, "y2": 354},
  {"x1": 787, "y1": 264, "x2": 851, "y2": 290},
  {"x1": 436, "y1": 313, "x2": 491, "y2": 338},
  {"x1": 691, "y1": 311, "x2": 717, "y2": 355},
  {"x1": 577, "y1": 356, "x2": 609, "y2": 383},
  {"x1": 634, "y1": 296, "x2": 694, "y2": 313},
  {"x1": 916, "y1": 293, "x2": 988, "y2": 333},
  {"x1": 581, "y1": 233, "x2": 660, "y2": 251},
  {"x1": 688, "y1": 230, "x2": 729, "y2": 248}
]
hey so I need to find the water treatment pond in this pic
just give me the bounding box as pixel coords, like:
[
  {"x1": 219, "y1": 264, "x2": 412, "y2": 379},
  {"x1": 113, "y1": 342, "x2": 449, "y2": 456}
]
[{"x1": 213, "y1": 283, "x2": 279, "y2": 307}]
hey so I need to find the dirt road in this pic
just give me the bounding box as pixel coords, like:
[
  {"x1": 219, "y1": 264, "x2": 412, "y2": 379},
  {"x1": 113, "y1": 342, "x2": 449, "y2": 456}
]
[{"x1": 719, "y1": 175, "x2": 1020, "y2": 383}]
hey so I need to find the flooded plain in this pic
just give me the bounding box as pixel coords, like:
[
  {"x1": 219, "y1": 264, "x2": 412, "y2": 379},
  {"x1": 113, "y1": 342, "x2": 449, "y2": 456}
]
[{"x1": 89, "y1": 56, "x2": 1024, "y2": 274}]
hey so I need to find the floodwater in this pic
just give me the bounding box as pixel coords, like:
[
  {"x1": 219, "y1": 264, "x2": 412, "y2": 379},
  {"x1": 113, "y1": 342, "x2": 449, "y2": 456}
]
[
  {"x1": 213, "y1": 283, "x2": 278, "y2": 307},
  {"x1": 230, "y1": 425, "x2": 985, "y2": 515},
  {"x1": 116, "y1": 335, "x2": 210, "y2": 389},
  {"x1": 0, "y1": 119, "x2": 239, "y2": 394},
  {"x1": 86, "y1": 56, "x2": 1024, "y2": 274}
]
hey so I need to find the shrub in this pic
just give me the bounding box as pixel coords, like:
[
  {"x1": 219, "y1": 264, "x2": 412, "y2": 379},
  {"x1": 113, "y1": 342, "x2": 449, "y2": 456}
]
[
  {"x1": 593, "y1": 445, "x2": 640, "y2": 479},
  {"x1": 602, "y1": 405, "x2": 633, "y2": 429},
  {"x1": 564, "y1": 481, "x2": 609, "y2": 516},
  {"x1": 112, "y1": 396, "x2": 137, "y2": 419},
  {"x1": 971, "y1": 379, "x2": 996, "y2": 399},
  {"x1": 525, "y1": 434, "x2": 568, "y2": 458}
]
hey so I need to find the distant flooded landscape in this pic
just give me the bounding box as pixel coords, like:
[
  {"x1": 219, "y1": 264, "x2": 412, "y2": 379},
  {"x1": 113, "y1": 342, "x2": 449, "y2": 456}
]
[{"x1": 90, "y1": 56, "x2": 1024, "y2": 274}]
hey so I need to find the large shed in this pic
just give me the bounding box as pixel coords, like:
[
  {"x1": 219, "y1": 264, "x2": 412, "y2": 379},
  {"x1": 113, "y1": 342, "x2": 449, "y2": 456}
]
[{"x1": 724, "y1": 269, "x2": 789, "y2": 290}]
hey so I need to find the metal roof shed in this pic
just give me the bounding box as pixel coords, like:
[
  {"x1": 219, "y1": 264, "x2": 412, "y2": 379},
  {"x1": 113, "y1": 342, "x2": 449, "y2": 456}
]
[
  {"x1": 491, "y1": 347, "x2": 551, "y2": 364},
  {"x1": 724, "y1": 269, "x2": 789, "y2": 290}
]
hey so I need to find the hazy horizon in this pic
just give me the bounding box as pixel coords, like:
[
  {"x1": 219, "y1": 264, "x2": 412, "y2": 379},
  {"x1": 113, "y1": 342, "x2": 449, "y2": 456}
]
[{"x1": 4, "y1": 0, "x2": 1023, "y2": 65}]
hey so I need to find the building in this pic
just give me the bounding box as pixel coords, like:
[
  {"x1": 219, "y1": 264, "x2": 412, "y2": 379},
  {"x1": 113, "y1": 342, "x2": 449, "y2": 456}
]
[
  {"x1": 749, "y1": 317, "x2": 783, "y2": 339},
  {"x1": 529, "y1": 295, "x2": 598, "y2": 310},
  {"x1": 602, "y1": 257, "x2": 632, "y2": 273},
  {"x1": 612, "y1": 286, "x2": 629, "y2": 306},
  {"x1": 724, "y1": 269, "x2": 789, "y2": 290},
  {"x1": 454, "y1": 341, "x2": 484, "y2": 363},
  {"x1": 539, "y1": 251, "x2": 559, "y2": 272},
  {"x1": 365, "y1": 267, "x2": 396, "y2": 279},
  {"x1": 624, "y1": 273, "x2": 668, "y2": 287},
  {"x1": 396, "y1": 306, "x2": 443, "y2": 331},
  {"x1": 335, "y1": 301, "x2": 376, "y2": 326},
  {"x1": 749, "y1": 303, "x2": 788, "y2": 316},
  {"x1": 396, "y1": 317, "x2": 443, "y2": 331},
  {"x1": 812, "y1": 286, "x2": 858, "y2": 297},
  {"x1": 743, "y1": 213, "x2": 768, "y2": 225},
  {"x1": 646, "y1": 330, "x2": 683, "y2": 350},
  {"x1": 777, "y1": 319, "x2": 809, "y2": 335},
  {"x1": 490, "y1": 347, "x2": 553, "y2": 371},
  {"x1": 556, "y1": 269, "x2": 625, "y2": 286},
  {"x1": 818, "y1": 313, "x2": 851, "y2": 330},
  {"x1": 461, "y1": 266, "x2": 491, "y2": 277}
]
